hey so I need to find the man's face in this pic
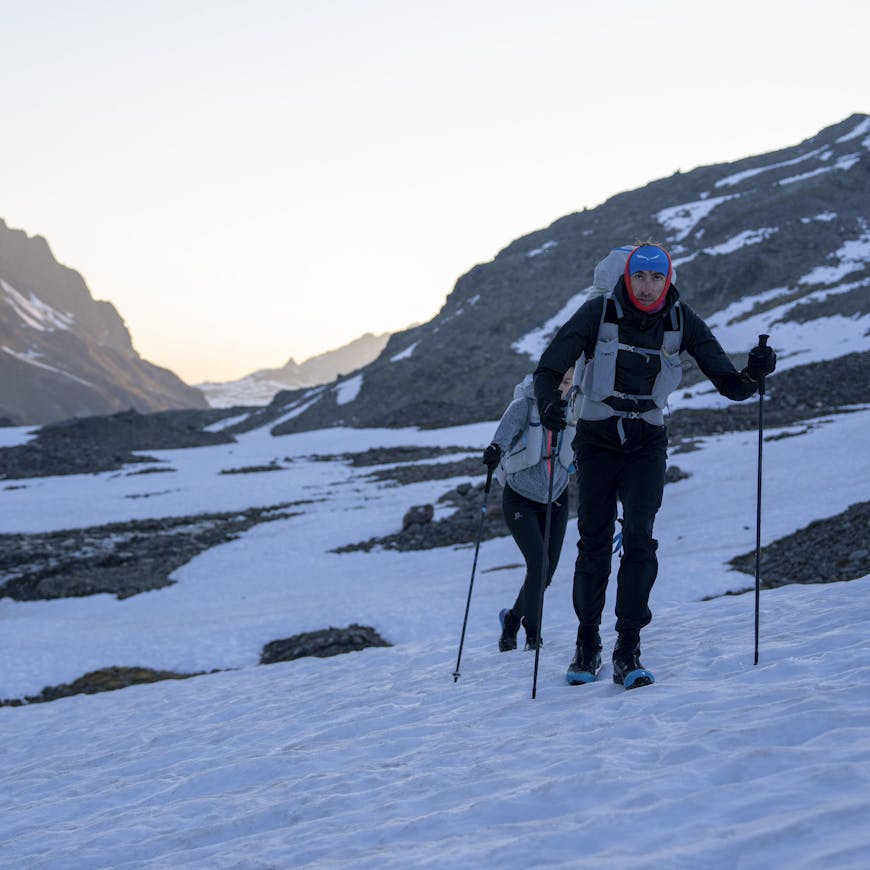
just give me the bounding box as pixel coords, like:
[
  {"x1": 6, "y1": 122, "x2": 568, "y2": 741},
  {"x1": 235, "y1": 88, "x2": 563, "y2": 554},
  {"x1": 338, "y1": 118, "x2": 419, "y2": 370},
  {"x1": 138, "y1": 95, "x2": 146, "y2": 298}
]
[{"x1": 630, "y1": 271, "x2": 667, "y2": 306}]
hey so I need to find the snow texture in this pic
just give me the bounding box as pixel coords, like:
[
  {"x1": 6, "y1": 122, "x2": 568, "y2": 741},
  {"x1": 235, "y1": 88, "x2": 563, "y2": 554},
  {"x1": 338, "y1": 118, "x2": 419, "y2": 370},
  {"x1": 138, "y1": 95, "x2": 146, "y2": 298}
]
[
  {"x1": 655, "y1": 195, "x2": 739, "y2": 241},
  {"x1": 701, "y1": 226, "x2": 779, "y2": 256},
  {"x1": 1, "y1": 345, "x2": 95, "y2": 386},
  {"x1": 390, "y1": 341, "x2": 419, "y2": 362},
  {"x1": 527, "y1": 240, "x2": 558, "y2": 257},
  {"x1": 513, "y1": 287, "x2": 590, "y2": 360},
  {"x1": 714, "y1": 147, "x2": 828, "y2": 189},
  {"x1": 778, "y1": 153, "x2": 861, "y2": 186},
  {"x1": 335, "y1": 373, "x2": 363, "y2": 405},
  {"x1": 1, "y1": 290, "x2": 870, "y2": 869},
  {"x1": 799, "y1": 232, "x2": 870, "y2": 286},
  {"x1": 836, "y1": 116, "x2": 870, "y2": 142},
  {"x1": 1, "y1": 278, "x2": 75, "y2": 332}
]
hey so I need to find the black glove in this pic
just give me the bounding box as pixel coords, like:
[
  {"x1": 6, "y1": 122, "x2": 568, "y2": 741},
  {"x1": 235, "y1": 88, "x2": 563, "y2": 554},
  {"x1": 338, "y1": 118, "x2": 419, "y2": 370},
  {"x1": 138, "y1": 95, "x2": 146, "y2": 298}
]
[
  {"x1": 746, "y1": 344, "x2": 776, "y2": 381},
  {"x1": 482, "y1": 443, "x2": 501, "y2": 470},
  {"x1": 537, "y1": 390, "x2": 567, "y2": 432}
]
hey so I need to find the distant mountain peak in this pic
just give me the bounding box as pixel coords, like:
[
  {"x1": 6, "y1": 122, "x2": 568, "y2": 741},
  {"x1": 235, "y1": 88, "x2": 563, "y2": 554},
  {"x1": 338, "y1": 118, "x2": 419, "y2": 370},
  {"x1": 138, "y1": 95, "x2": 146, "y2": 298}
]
[
  {"x1": 197, "y1": 332, "x2": 391, "y2": 408},
  {"x1": 0, "y1": 220, "x2": 207, "y2": 425}
]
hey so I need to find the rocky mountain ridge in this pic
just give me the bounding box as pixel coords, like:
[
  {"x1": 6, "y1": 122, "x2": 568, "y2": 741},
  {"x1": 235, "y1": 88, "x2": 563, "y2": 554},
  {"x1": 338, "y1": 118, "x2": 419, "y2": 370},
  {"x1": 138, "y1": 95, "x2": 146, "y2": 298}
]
[
  {"x1": 244, "y1": 113, "x2": 870, "y2": 435},
  {"x1": 0, "y1": 220, "x2": 212, "y2": 425}
]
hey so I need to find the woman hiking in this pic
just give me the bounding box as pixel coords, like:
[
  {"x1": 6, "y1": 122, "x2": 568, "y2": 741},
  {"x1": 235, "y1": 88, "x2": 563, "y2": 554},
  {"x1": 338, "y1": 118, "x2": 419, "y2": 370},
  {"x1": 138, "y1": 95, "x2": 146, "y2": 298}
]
[{"x1": 482, "y1": 367, "x2": 575, "y2": 652}]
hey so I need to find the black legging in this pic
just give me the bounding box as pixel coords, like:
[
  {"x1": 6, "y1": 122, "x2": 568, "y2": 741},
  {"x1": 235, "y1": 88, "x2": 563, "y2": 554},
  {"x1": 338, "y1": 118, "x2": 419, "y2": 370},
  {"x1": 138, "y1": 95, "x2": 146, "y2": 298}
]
[{"x1": 503, "y1": 483, "x2": 570, "y2": 630}]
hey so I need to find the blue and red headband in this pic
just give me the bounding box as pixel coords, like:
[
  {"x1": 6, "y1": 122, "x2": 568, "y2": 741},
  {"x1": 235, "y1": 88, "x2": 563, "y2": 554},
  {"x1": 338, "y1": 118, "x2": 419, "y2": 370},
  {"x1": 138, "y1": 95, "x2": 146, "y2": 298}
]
[{"x1": 624, "y1": 244, "x2": 673, "y2": 312}]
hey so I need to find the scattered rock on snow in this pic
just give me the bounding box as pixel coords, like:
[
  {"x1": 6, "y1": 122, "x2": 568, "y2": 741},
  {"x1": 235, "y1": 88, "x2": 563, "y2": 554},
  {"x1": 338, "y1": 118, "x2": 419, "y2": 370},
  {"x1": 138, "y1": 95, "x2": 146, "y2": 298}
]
[
  {"x1": 726, "y1": 500, "x2": 870, "y2": 591},
  {"x1": 0, "y1": 503, "x2": 306, "y2": 601},
  {"x1": 402, "y1": 504, "x2": 434, "y2": 529},
  {"x1": 260, "y1": 625, "x2": 391, "y2": 664},
  {"x1": 0, "y1": 666, "x2": 204, "y2": 707}
]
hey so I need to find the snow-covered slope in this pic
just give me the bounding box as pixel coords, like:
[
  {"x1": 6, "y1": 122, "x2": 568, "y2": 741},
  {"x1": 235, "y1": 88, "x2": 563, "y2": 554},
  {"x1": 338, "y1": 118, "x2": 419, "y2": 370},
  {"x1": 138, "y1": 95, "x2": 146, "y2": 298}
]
[
  {"x1": 1, "y1": 305, "x2": 869, "y2": 865},
  {"x1": 2, "y1": 112, "x2": 870, "y2": 862}
]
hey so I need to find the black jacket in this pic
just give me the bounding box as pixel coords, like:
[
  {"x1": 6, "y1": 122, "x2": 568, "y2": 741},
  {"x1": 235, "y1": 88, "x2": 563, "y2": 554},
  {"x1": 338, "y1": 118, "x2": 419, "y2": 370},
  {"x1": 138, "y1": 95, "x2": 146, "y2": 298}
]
[{"x1": 533, "y1": 278, "x2": 757, "y2": 445}]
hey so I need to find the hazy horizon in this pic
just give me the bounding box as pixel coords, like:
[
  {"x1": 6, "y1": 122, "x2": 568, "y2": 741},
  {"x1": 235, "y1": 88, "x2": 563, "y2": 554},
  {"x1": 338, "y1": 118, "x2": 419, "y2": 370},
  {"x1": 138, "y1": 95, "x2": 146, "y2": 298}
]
[{"x1": 2, "y1": 0, "x2": 867, "y2": 382}]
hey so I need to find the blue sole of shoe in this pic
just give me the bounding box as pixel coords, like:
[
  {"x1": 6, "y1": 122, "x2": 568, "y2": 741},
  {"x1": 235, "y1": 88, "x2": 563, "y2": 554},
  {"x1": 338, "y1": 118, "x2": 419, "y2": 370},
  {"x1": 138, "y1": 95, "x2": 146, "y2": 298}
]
[
  {"x1": 614, "y1": 668, "x2": 655, "y2": 689},
  {"x1": 566, "y1": 667, "x2": 600, "y2": 685}
]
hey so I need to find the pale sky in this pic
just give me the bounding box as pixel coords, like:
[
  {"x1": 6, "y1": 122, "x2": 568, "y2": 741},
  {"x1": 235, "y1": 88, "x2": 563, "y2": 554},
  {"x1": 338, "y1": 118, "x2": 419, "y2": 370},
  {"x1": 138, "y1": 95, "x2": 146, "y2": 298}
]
[{"x1": 2, "y1": 0, "x2": 867, "y2": 384}]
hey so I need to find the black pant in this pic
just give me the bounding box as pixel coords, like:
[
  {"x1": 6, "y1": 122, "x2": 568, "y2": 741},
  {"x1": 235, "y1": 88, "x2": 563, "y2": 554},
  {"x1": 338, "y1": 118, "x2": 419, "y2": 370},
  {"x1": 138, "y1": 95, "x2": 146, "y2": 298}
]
[
  {"x1": 573, "y1": 424, "x2": 667, "y2": 637},
  {"x1": 503, "y1": 483, "x2": 569, "y2": 630}
]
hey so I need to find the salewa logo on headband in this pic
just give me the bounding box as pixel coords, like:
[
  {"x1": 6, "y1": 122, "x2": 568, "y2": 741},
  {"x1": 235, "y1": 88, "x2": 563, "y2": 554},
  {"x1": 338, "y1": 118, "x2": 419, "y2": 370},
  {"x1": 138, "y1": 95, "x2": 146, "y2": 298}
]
[{"x1": 629, "y1": 247, "x2": 670, "y2": 275}]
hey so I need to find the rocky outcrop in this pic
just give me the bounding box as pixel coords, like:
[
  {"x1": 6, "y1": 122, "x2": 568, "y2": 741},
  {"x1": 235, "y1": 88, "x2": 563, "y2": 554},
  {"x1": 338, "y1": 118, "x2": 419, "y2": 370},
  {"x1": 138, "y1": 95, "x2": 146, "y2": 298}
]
[
  {"x1": 260, "y1": 625, "x2": 391, "y2": 664},
  {"x1": 0, "y1": 625, "x2": 392, "y2": 706},
  {"x1": 667, "y1": 351, "x2": 870, "y2": 446},
  {"x1": 0, "y1": 503, "x2": 305, "y2": 601},
  {"x1": 0, "y1": 218, "x2": 208, "y2": 424},
  {"x1": 0, "y1": 407, "x2": 241, "y2": 479},
  {"x1": 727, "y1": 501, "x2": 870, "y2": 592},
  {"x1": 242, "y1": 114, "x2": 870, "y2": 436}
]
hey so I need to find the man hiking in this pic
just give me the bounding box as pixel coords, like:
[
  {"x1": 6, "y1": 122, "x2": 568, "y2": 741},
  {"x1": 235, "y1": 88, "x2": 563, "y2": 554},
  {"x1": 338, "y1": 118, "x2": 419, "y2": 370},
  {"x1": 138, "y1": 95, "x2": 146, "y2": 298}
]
[{"x1": 533, "y1": 242, "x2": 776, "y2": 689}]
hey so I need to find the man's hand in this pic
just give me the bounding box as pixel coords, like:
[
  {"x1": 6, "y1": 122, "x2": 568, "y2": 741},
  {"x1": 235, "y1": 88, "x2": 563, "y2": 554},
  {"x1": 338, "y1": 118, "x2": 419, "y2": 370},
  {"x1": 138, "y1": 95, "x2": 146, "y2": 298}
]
[
  {"x1": 747, "y1": 344, "x2": 776, "y2": 381},
  {"x1": 537, "y1": 390, "x2": 567, "y2": 432}
]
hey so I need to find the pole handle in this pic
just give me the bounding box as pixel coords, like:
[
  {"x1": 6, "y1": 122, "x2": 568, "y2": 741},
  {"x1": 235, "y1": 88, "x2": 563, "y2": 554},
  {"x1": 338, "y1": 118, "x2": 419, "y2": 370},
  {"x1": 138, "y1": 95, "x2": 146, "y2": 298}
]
[{"x1": 756, "y1": 334, "x2": 770, "y2": 396}]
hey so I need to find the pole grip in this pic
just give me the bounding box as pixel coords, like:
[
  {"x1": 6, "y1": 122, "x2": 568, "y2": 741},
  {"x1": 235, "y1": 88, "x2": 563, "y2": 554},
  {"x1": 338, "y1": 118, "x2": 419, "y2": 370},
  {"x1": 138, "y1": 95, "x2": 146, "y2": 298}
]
[{"x1": 756, "y1": 334, "x2": 770, "y2": 396}]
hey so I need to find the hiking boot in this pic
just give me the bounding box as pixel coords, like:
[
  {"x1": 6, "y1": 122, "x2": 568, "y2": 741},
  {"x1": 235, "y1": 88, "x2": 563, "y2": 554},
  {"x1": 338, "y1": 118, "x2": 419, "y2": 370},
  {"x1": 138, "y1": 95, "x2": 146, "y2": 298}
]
[
  {"x1": 566, "y1": 626, "x2": 602, "y2": 684},
  {"x1": 612, "y1": 633, "x2": 654, "y2": 689},
  {"x1": 498, "y1": 608, "x2": 521, "y2": 652},
  {"x1": 522, "y1": 618, "x2": 542, "y2": 651}
]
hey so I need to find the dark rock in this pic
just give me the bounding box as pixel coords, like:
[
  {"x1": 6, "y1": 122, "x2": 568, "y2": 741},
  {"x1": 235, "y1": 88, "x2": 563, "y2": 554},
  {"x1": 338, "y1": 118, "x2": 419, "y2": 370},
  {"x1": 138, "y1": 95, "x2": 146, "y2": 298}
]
[
  {"x1": 220, "y1": 462, "x2": 286, "y2": 475},
  {"x1": 334, "y1": 462, "x2": 688, "y2": 553},
  {"x1": 667, "y1": 353, "x2": 870, "y2": 446},
  {"x1": 314, "y1": 445, "x2": 476, "y2": 467},
  {"x1": 725, "y1": 501, "x2": 870, "y2": 592},
  {"x1": 0, "y1": 502, "x2": 306, "y2": 601},
  {"x1": 260, "y1": 624, "x2": 391, "y2": 664},
  {"x1": 0, "y1": 666, "x2": 203, "y2": 706},
  {"x1": 403, "y1": 504, "x2": 434, "y2": 529},
  {"x1": 0, "y1": 407, "x2": 243, "y2": 480}
]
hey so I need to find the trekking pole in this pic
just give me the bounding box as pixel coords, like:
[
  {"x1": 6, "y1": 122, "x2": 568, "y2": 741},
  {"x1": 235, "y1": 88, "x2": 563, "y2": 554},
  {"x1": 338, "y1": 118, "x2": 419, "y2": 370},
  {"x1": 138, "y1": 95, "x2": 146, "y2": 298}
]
[
  {"x1": 753, "y1": 334, "x2": 770, "y2": 666},
  {"x1": 453, "y1": 465, "x2": 495, "y2": 682},
  {"x1": 531, "y1": 430, "x2": 558, "y2": 699}
]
